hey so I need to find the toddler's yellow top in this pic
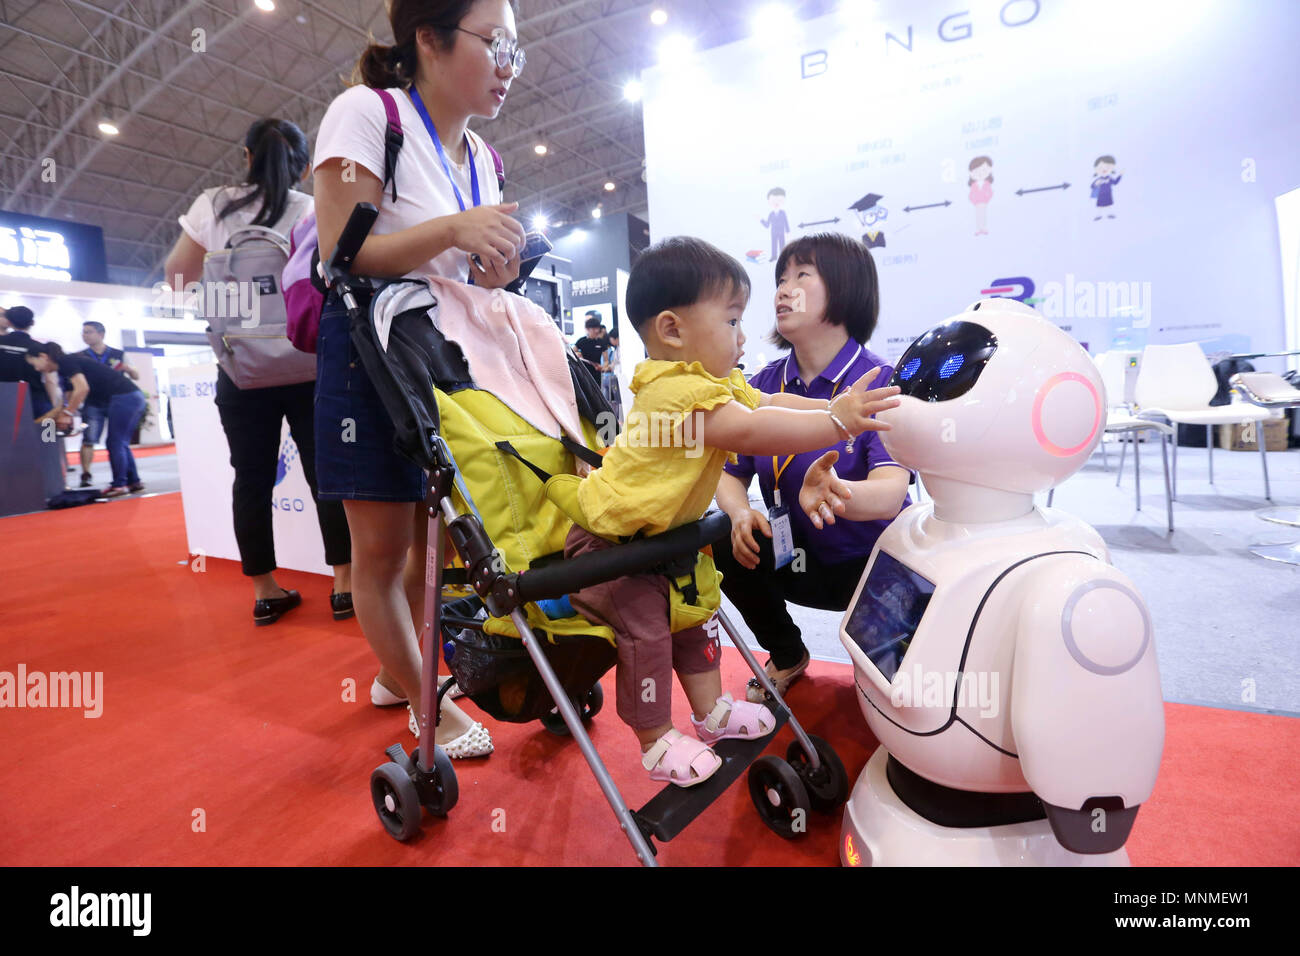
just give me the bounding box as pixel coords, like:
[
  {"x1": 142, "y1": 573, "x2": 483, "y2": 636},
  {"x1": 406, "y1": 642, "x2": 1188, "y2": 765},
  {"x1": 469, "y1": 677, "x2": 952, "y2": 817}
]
[{"x1": 576, "y1": 359, "x2": 761, "y2": 539}]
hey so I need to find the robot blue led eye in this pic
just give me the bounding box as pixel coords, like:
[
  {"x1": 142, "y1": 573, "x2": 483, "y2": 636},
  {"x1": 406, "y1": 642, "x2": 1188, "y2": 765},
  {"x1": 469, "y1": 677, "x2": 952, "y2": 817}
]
[
  {"x1": 938, "y1": 354, "x2": 965, "y2": 379},
  {"x1": 900, "y1": 357, "x2": 921, "y2": 381}
]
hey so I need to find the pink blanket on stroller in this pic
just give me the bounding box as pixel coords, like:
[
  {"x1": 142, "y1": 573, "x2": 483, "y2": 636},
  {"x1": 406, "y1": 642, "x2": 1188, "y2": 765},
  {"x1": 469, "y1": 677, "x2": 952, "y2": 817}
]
[{"x1": 426, "y1": 278, "x2": 587, "y2": 447}]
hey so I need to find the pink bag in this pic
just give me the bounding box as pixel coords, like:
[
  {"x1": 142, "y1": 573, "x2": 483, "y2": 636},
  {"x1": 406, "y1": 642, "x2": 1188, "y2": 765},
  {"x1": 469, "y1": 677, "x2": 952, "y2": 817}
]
[{"x1": 283, "y1": 88, "x2": 505, "y2": 353}]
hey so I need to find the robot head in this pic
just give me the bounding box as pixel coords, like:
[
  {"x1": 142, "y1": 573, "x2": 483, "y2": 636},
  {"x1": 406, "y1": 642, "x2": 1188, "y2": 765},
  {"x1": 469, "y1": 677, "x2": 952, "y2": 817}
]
[{"x1": 879, "y1": 298, "x2": 1104, "y2": 494}]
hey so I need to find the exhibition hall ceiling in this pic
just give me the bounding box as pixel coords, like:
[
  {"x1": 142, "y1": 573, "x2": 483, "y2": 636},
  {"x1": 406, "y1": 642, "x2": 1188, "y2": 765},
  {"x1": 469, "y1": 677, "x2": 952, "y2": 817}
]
[{"x1": 0, "y1": 0, "x2": 832, "y2": 285}]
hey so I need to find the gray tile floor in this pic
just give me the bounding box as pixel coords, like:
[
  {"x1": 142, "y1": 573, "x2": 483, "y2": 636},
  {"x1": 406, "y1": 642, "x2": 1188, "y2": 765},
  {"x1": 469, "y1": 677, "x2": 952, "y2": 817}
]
[{"x1": 720, "y1": 439, "x2": 1300, "y2": 717}]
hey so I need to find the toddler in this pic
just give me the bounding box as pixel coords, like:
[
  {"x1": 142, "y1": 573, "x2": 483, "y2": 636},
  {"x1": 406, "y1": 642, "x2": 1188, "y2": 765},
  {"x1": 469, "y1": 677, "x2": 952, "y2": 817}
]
[{"x1": 563, "y1": 237, "x2": 900, "y2": 787}]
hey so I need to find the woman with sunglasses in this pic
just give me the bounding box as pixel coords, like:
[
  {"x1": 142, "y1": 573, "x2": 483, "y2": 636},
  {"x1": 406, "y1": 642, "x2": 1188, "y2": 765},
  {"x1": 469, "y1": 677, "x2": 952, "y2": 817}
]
[{"x1": 312, "y1": 0, "x2": 527, "y2": 757}]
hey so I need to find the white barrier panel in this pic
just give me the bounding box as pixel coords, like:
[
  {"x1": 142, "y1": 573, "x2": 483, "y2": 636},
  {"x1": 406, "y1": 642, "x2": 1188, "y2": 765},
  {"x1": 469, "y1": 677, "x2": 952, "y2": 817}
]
[{"x1": 168, "y1": 363, "x2": 330, "y2": 575}]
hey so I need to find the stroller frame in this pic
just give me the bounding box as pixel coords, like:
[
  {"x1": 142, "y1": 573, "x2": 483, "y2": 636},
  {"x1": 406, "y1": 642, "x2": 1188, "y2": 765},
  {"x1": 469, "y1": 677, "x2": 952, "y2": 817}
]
[{"x1": 326, "y1": 204, "x2": 848, "y2": 865}]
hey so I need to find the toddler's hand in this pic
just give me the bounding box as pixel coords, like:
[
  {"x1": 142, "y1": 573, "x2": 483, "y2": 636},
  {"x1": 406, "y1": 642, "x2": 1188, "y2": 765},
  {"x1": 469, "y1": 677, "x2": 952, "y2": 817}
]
[
  {"x1": 831, "y1": 366, "x2": 901, "y2": 436},
  {"x1": 799, "y1": 450, "x2": 853, "y2": 530}
]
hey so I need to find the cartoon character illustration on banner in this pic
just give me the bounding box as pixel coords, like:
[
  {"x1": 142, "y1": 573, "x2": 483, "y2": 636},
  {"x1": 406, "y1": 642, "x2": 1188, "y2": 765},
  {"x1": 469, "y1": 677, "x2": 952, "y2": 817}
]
[
  {"x1": 1091, "y1": 155, "x2": 1123, "y2": 220},
  {"x1": 760, "y1": 187, "x2": 790, "y2": 261},
  {"x1": 969, "y1": 156, "x2": 993, "y2": 235},
  {"x1": 850, "y1": 192, "x2": 887, "y2": 249}
]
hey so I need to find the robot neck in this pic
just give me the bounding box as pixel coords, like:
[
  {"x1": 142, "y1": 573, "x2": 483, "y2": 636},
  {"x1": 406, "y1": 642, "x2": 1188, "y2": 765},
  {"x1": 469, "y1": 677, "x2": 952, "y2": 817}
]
[{"x1": 923, "y1": 474, "x2": 1035, "y2": 524}]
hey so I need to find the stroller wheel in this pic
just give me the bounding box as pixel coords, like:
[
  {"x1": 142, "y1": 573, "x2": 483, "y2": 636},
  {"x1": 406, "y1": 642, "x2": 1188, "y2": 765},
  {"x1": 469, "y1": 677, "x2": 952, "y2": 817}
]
[
  {"x1": 747, "y1": 756, "x2": 811, "y2": 840},
  {"x1": 539, "y1": 683, "x2": 603, "y2": 736},
  {"x1": 371, "y1": 763, "x2": 423, "y2": 841},
  {"x1": 415, "y1": 744, "x2": 459, "y2": 817},
  {"x1": 785, "y1": 735, "x2": 849, "y2": 815}
]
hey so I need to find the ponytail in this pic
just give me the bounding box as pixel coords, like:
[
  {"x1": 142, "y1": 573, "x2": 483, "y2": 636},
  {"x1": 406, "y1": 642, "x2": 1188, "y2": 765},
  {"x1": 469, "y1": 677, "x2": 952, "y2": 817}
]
[
  {"x1": 218, "y1": 118, "x2": 310, "y2": 228},
  {"x1": 355, "y1": 40, "x2": 416, "y2": 89}
]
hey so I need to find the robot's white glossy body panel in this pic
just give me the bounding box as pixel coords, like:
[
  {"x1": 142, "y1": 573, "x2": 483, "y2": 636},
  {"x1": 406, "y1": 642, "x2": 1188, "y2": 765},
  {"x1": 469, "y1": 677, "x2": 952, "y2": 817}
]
[
  {"x1": 838, "y1": 299, "x2": 1165, "y2": 865},
  {"x1": 840, "y1": 749, "x2": 1129, "y2": 867}
]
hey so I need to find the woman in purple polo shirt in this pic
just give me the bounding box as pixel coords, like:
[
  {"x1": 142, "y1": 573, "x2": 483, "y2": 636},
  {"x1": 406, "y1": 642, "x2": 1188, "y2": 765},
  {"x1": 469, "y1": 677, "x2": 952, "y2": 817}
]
[{"x1": 714, "y1": 233, "x2": 911, "y2": 702}]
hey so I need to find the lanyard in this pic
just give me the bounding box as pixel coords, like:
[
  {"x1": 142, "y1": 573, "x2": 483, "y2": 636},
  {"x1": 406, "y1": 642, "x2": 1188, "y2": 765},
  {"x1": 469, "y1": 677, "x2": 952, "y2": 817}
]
[
  {"x1": 93, "y1": 349, "x2": 112, "y2": 365},
  {"x1": 408, "y1": 86, "x2": 480, "y2": 212},
  {"x1": 771, "y1": 372, "x2": 846, "y2": 488}
]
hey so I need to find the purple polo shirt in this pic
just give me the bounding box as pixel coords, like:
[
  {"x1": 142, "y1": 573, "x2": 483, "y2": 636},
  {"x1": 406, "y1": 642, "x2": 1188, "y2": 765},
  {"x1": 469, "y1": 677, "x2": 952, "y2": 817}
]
[{"x1": 724, "y1": 339, "x2": 911, "y2": 566}]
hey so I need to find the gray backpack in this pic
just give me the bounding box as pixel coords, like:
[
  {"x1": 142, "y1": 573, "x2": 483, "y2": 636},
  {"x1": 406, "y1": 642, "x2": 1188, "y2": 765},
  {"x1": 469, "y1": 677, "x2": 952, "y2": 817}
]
[{"x1": 202, "y1": 225, "x2": 317, "y2": 389}]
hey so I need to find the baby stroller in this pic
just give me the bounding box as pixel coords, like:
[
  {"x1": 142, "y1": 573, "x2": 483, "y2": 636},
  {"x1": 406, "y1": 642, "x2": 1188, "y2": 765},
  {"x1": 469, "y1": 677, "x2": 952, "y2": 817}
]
[{"x1": 326, "y1": 204, "x2": 849, "y2": 865}]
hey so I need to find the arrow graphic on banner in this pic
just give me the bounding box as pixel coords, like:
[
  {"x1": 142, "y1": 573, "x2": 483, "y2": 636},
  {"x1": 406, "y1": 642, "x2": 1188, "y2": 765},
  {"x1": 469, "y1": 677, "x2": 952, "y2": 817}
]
[
  {"x1": 1015, "y1": 182, "x2": 1070, "y2": 196},
  {"x1": 797, "y1": 217, "x2": 840, "y2": 227},
  {"x1": 903, "y1": 200, "x2": 952, "y2": 212}
]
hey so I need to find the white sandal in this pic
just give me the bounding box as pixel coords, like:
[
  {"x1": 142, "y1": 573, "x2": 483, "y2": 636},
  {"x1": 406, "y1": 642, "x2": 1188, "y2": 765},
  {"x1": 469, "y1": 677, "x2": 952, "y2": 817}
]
[
  {"x1": 408, "y1": 705, "x2": 494, "y2": 758},
  {"x1": 371, "y1": 676, "x2": 407, "y2": 707}
]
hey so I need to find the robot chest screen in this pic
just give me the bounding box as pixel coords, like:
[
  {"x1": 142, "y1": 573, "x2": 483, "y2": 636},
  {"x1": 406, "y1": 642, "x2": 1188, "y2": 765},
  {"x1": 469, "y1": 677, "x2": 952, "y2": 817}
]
[{"x1": 844, "y1": 551, "x2": 936, "y2": 682}]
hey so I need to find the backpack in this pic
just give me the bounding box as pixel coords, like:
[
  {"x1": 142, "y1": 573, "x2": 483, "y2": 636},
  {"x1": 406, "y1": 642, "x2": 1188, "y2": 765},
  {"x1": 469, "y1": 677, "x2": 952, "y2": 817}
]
[
  {"x1": 202, "y1": 223, "x2": 317, "y2": 389},
  {"x1": 284, "y1": 87, "x2": 506, "y2": 353}
]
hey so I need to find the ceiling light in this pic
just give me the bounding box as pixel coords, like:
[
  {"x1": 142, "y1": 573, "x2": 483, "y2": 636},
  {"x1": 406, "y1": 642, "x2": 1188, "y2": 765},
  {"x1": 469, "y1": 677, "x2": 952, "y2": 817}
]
[
  {"x1": 592, "y1": 207, "x2": 602, "y2": 219},
  {"x1": 623, "y1": 79, "x2": 643, "y2": 102},
  {"x1": 650, "y1": 9, "x2": 668, "y2": 25},
  {"x1": 534, "y1": 143, "x2": 548, "y2": 156},
  {"x1": 97, "y1": 121, "x2": 119, "y2": 136},
  {"x1": 254, "y1": 0, "x2": 275, "y2": 12},
  {"x1": 603, "y1": 181, "x2": 616, "y2": 192},
  {"x1": 531, "y1": 214, "x2": 549, "y2": 231}
]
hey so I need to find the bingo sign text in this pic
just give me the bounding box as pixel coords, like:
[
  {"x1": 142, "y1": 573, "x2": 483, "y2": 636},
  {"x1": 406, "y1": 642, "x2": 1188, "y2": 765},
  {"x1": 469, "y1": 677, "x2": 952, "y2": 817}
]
[{"x1": 0, "y1": 226, "x2": 72, "y2": 281}]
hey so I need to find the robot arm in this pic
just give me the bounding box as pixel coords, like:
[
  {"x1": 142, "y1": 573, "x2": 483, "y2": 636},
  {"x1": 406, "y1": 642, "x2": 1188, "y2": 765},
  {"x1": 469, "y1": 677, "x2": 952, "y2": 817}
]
[{"x1": 1010, "y1": 556, "x2": 1164, "y2": 854}]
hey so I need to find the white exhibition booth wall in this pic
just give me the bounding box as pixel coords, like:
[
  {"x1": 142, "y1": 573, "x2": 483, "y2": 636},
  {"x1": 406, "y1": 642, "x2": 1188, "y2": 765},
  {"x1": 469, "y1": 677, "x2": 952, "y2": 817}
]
[
  {"x1": 169, "y1": 363, "x2": 330, "y2": 575},
  {"x1": 642, "y1": 0, "x2": 1300, "y2": 369}
]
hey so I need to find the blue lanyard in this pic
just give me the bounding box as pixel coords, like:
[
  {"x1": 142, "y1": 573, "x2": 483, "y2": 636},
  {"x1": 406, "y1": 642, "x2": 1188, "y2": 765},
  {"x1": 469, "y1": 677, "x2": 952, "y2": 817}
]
[{"x1": 408, "y1": 86, "x2": 480, "y2": 212}]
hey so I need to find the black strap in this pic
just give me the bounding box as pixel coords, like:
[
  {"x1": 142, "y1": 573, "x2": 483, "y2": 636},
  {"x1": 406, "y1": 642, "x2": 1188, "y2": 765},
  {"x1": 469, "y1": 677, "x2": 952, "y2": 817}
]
[
  {"x1": 494, "y1": 435, "x2": 604, "y2": 484},
  {"x1": 495, "y1": 441, "x2": 553, "y2": 483},
  {"x1": 383, "y1": 126, "x2": 403, "y2": 204}
]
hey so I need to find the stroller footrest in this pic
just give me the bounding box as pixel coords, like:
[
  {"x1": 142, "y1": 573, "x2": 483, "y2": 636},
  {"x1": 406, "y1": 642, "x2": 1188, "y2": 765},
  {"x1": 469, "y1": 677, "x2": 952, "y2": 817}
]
[{"x1": 632, "y1": 706, "x2": 789, "y2": 844}]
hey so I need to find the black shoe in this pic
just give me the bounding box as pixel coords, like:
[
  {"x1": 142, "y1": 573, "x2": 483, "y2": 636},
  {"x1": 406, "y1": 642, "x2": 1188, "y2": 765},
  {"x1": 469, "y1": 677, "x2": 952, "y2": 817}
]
[
  {"x1": 330, "y1": 592, "x2": 355, "y2": 621},
  {"x1": 79, "y1": 473, "x2": 93, "y2": 488},
  {"x1": 253, "y1": 589, "x2": 302, "y2": 626},
  {"x1": 128, "y1": 481, "x2": 146, "y2": 493}
]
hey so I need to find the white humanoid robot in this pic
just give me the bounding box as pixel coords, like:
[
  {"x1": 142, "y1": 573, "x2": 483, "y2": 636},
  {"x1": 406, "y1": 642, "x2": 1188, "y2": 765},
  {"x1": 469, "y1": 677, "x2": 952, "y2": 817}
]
[{"x1": 838, "y1": 298, "x2": 1164, "y2": 867}]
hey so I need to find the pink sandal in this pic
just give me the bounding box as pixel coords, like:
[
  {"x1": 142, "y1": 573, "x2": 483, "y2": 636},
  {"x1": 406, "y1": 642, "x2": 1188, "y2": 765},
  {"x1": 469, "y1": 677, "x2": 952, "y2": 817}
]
[
  {"x1": 691, "y1": 693, "x2": 776, "y2": 744},
  {"x1": 641, "y1": 729, "x2": 723, "y2": 788}
]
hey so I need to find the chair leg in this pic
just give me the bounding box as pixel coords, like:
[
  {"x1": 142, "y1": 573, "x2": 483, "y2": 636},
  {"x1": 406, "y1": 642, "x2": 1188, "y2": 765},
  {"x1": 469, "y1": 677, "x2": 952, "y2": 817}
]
[
  {"x1": 1160, "y1": 432, "x2": 1174, "y2": 533},
  {"x1": 1172, "y1": 433, "x2": 1178, "y2": 500},
  {"x1": 1207, "y1": 425, "x2": 1214, "y2": 484},
  {"x1": 1134, "y1": 431, "x2": 1142, "y2": 510},
  {"x1": 1259, "y1": 422, "x2": 1271, "y2": 500},
  {"x1": 1047, "y1": 487, "x2": 1055, "y2": 508},
  {"x1": 1116, "y1": 433, "x2": 1127, "y2": 487},
  {"x1": 1101, "y1": 437, "x2": 1110, "y2": 471}
]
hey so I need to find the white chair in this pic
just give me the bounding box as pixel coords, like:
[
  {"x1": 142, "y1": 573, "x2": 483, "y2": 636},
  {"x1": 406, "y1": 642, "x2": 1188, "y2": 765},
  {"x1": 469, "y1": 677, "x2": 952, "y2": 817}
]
[
  {"x1": 1133, "y1": 343, "x2": 1279, "y2": 500},
  {"x1": 1232, "y1": 372, "x2": 1300, "y2": 565},
  {"x1": 1048, "y1": 352, "x2": 1175, "y2": 531}
]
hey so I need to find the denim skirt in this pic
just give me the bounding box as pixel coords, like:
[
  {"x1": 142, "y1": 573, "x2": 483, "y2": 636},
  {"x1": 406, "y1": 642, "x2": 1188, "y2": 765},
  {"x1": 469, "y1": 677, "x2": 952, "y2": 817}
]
[{"x1": 314, "y1": 290, "x2": 426, "y2": 502}]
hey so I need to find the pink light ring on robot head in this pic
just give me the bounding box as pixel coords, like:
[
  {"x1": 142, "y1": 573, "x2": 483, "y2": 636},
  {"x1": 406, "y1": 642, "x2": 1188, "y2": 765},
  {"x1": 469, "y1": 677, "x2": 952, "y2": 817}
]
[{"x1": 1031, "y1": 371, "x2": 1102, "y2": 458}]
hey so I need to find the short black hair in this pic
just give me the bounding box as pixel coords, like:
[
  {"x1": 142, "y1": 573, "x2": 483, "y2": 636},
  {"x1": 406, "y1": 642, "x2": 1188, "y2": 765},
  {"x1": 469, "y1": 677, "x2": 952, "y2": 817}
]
[
  {"x1": 584, "y1": 315, "x2": 602, "y2": 329},
  {"x1": 5, "y1": 306, "x2": 34, "y2": 330},
  {"x1": 27, "y1": 341, "x2": 65, "y2": 364},
  {"x1": 1094, "y1": 154, "x2": 1116, "y2": 167},
  {"x1": 625, "y1": 236, "x2": 750, "y2": 337},
  {"x1": 771, "y1": 233, "x2": 880, "y2": 350},
  {"x1": 83, "y1": 320, "x2": 106, "y2": 335},
  {"x1": 767, "y1": 187, "x2": 786, "y2": 198}
]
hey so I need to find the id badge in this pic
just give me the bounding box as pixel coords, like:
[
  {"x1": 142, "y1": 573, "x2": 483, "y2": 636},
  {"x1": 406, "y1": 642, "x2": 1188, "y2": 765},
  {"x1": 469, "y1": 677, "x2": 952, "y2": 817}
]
[{"x1": 769, "y1": 503, "x2": 795, "y2": 569}]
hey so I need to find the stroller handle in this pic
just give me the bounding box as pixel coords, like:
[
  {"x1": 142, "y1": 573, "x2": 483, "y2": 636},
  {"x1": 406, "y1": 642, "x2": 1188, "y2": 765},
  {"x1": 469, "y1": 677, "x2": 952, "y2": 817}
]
[{"x1": 514, "y1": 511, "x2": 733, "y2": 603}]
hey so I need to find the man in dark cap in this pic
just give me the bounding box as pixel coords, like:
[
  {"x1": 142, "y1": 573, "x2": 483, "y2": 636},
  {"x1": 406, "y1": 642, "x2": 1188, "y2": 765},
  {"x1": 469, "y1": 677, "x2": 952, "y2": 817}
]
[{"x1": 849, "y1": 192, "x2": 888, "y2": 249}]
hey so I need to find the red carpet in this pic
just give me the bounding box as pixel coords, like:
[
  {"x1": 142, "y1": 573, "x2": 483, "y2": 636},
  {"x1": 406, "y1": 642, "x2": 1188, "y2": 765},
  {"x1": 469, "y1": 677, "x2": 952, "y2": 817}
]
[
  {"x1": 1, "y1": 494, "x2": 1297, "y2": 866},
  {"x1": 66, "y1": 442, "x2": 175, "y2": 466}
]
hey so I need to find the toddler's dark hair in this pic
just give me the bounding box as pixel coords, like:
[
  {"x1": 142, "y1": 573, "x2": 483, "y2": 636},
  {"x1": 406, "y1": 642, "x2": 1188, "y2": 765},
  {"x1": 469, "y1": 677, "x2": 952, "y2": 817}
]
[{"x1": 626, "y1": 236, "x2": 750, "y2": 338}]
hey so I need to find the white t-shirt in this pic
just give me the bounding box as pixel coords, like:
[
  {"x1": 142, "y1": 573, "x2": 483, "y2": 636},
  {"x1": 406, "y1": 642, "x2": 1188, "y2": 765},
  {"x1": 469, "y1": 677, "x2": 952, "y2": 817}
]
[
  {"x1": 178, "y1": 185, "x2": 312, "y2": 251},
  {"x1": 313, "y1": 84, "x2": 504, "y2": 282}
]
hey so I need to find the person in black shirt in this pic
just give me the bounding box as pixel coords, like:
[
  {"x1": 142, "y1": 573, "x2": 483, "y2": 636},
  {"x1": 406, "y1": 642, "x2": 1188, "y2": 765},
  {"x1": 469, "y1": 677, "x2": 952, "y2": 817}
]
[
  {"x1": 572, "y1": 314, "x2": 608, "y2": 387},
  {"x1": 0, "y1": 306, "x2": 65, "y2": 424},
  {"x1": 27, "y1": 342, "x2": 145, "y2": 497},
  {"x1": 73, "y1": 321, "x2": 140, "y2": 487}
]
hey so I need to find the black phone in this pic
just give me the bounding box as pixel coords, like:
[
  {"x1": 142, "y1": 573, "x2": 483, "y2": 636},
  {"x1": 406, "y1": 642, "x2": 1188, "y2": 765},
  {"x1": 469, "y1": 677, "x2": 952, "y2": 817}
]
[{"x1": 506, "y1": 230, "x2": 554, "y2": 292}]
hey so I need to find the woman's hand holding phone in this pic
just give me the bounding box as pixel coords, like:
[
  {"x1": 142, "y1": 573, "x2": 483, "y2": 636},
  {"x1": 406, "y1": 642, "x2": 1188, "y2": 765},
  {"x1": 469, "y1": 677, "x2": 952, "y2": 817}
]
[{"x1": 448, "y1": 202, "x2": 526, "y2": 269}]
